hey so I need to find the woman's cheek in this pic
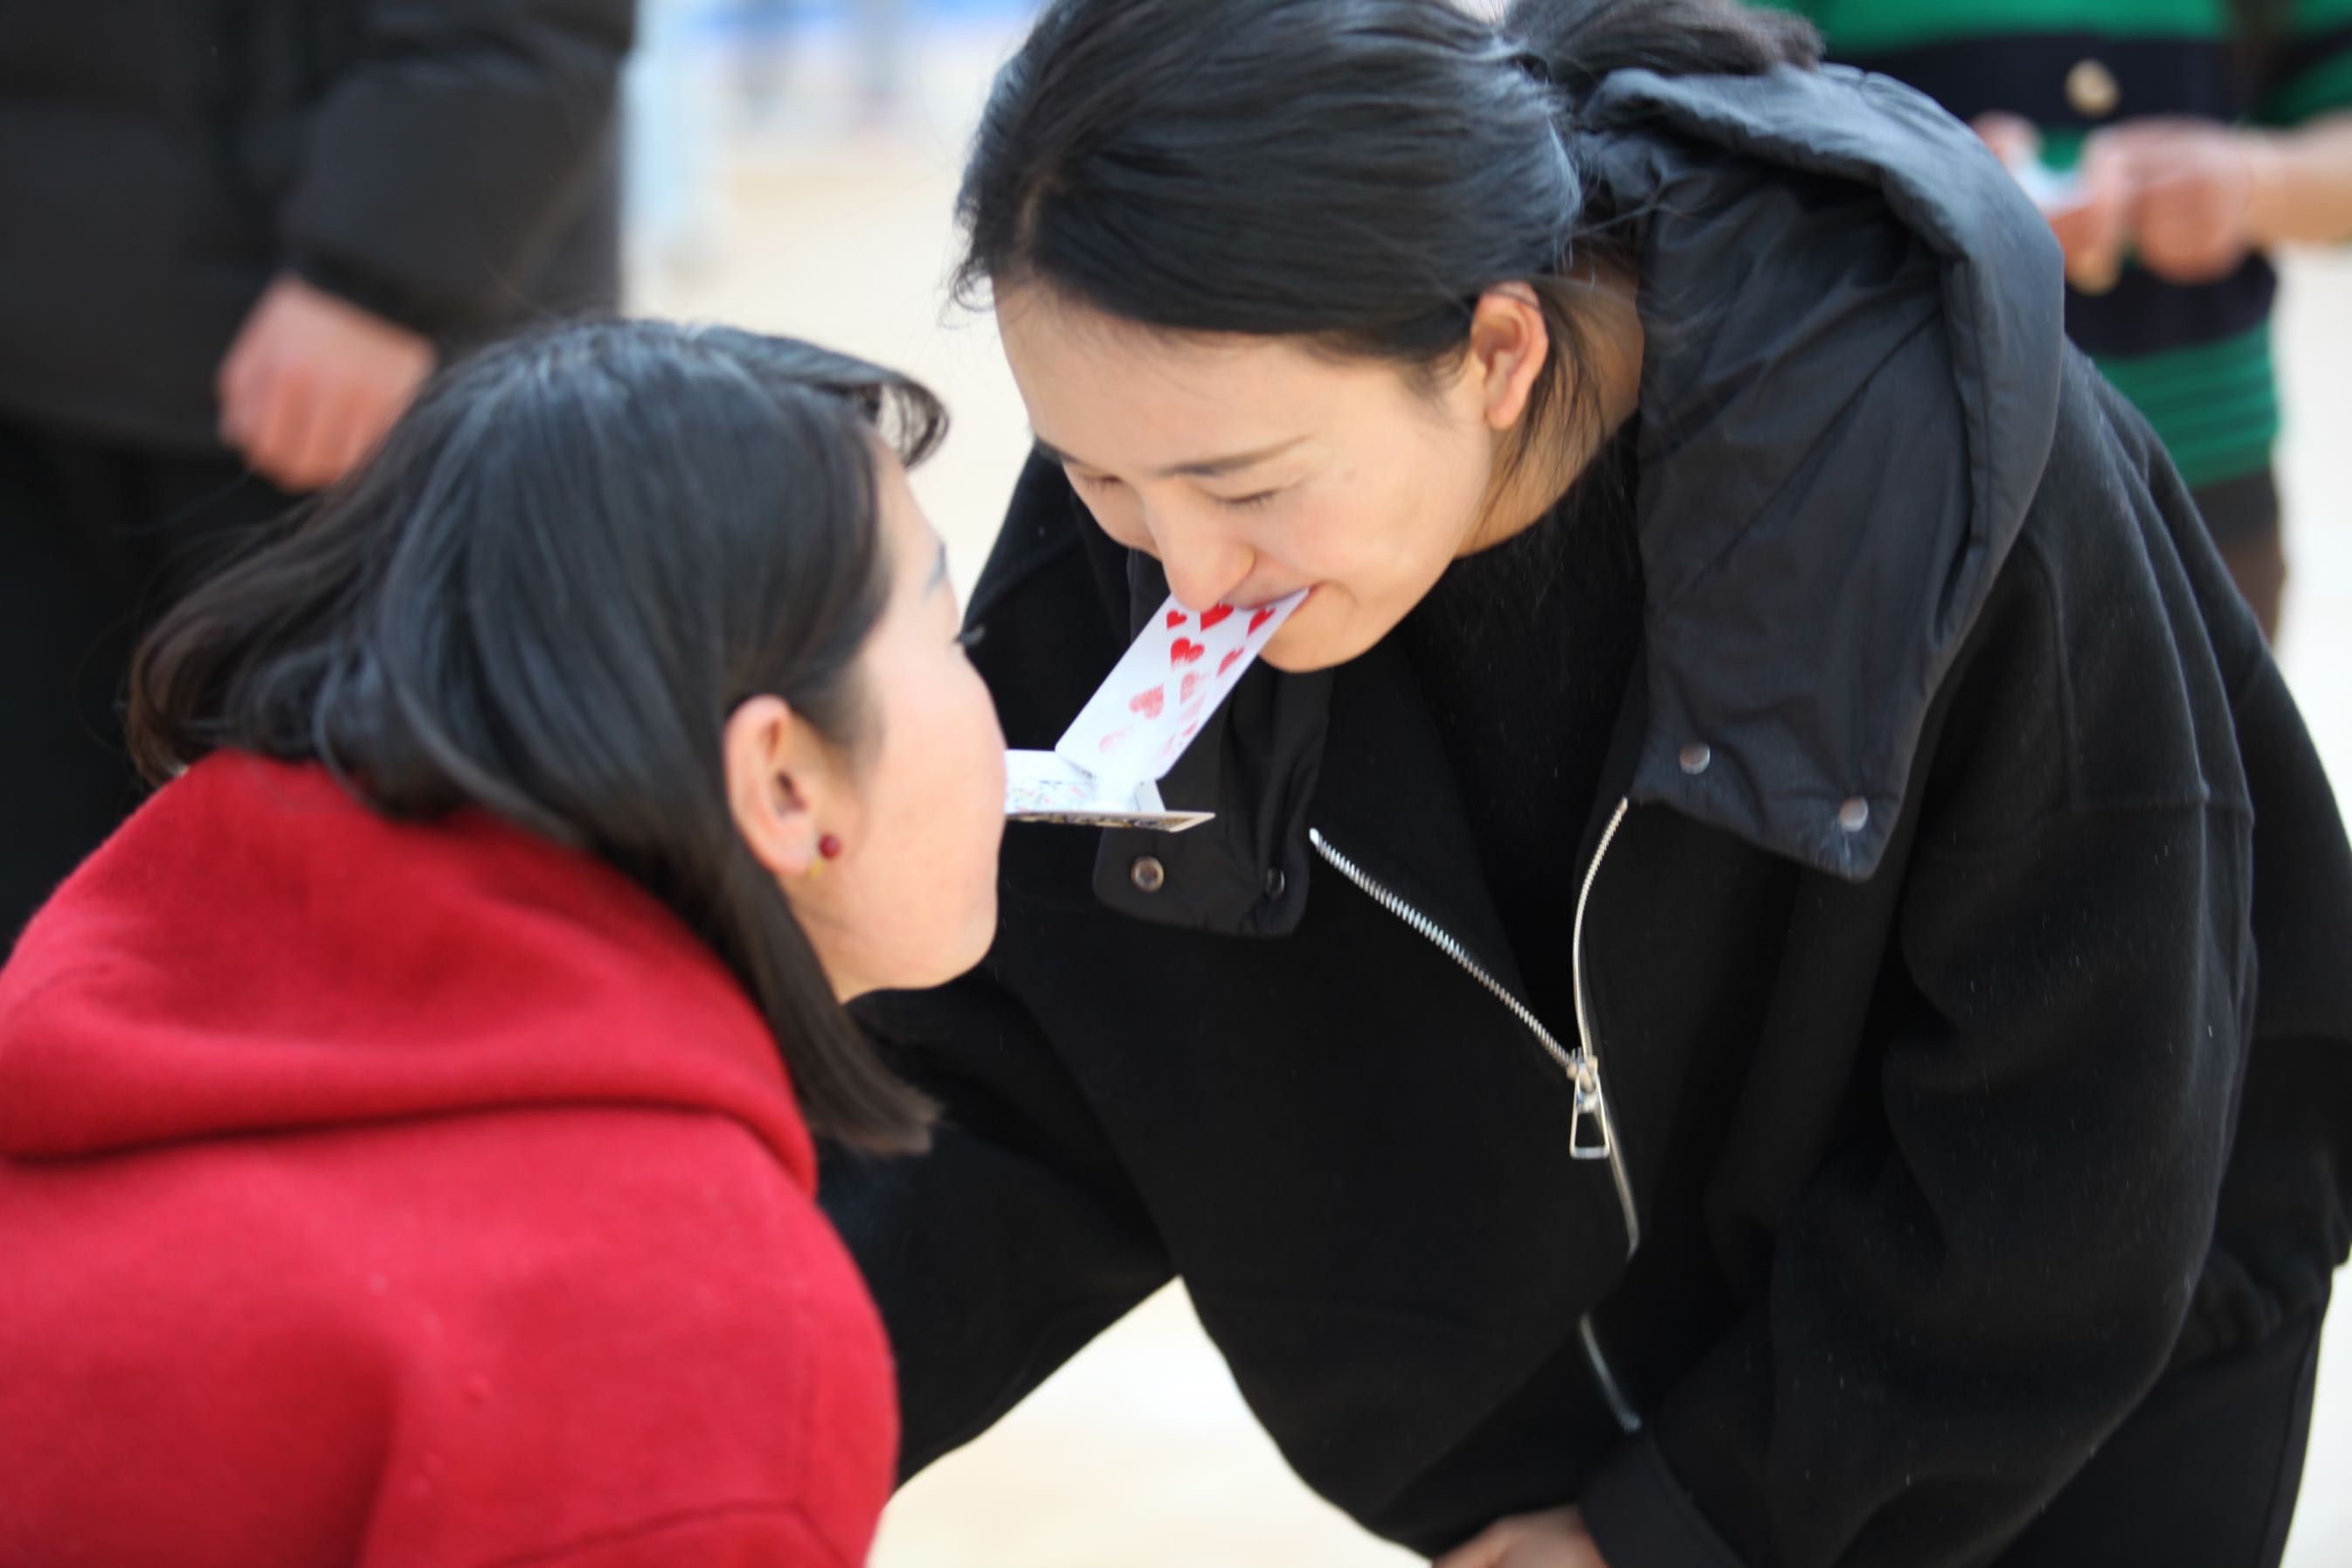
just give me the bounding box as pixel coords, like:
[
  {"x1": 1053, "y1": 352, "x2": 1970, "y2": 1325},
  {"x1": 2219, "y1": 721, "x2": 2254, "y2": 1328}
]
[
  {"x1": 969, "y1": 669, "x2": 1009, "y2": 832},
  {"x1": 939, "y1": 665, "x2": 1007, "y2": 971},
  {"x1": 944, "y1": 655, "x2": 1007, "y2": 857}
]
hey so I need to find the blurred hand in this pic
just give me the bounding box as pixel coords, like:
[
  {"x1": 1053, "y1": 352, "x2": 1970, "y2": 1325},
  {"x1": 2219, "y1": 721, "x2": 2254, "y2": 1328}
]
[
  {"x1": 2100, "y1": 118, "x2": 2269, "y2": 284},
  {"x1": 1433, "y1": 1507, "x2": 1611, "y2": 1568},
  {"x1": 1972, "y1": 112, "x2": 2130, "y2": 292},
  {"x1": 217, "y1": 273, "x2": 435, "y2": 493},
  {"x1": 1970, "y1": 111, "x2": 2042, "y2": 173},
  {"x1": 2046, "y1": 132, "x2": 2135, "y2": 294}
]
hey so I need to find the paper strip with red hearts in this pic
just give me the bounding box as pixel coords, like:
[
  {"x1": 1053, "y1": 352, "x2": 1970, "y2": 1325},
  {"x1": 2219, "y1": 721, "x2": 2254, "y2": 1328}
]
[
  {"x1": 1044, "y1": 586, "x2": 1309, "y2": 811},
  {"x1": 1003, "y1": 749, "x2": 1216, "y2": 833}
]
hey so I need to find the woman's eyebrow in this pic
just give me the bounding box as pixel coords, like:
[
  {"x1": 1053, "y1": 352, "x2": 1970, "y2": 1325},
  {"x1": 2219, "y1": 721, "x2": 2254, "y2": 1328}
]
[{"x1": 1033, "y1": 433, "x2": 1306, "y2": 480}]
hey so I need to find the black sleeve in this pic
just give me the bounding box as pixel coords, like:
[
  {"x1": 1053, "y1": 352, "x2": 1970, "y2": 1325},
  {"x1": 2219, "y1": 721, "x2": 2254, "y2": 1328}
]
[
  {"x1": 1587, "y1": 534, "x2": 2259, "y2": 1566},
  {"x1": 829, "y1": 966, "x2": 1174, "y2": 1479},
  {"x1": 278, "y1": 0, "x2": 634, "y2": 331}
]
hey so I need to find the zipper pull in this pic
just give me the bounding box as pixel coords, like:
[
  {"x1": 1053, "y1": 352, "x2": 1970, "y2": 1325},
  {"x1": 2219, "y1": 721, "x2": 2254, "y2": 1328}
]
[{"x1": 1569, "y1": 1053, "x2": 1613, "y2": 1161}]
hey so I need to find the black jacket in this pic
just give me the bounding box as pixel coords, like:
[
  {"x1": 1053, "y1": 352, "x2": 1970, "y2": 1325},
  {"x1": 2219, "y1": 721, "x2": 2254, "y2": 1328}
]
[
  {"x1": 0, "y1": 0, "x2": 633, "y2": 452},
  {"x1": 827, "y1": 65, "x2": 2352, "y2": 1568}
]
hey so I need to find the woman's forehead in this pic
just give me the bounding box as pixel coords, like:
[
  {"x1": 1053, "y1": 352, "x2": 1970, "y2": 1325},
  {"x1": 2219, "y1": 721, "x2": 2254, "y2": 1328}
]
[{"x1": 1001, "y1": 295, "x2": 1381, "y2": 468}]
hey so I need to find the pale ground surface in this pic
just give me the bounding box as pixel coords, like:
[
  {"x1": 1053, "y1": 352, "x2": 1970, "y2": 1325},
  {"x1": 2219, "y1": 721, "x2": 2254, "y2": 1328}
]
[{"x1": 633, "y1": 24, "x2": 2351, "y2": 1566}]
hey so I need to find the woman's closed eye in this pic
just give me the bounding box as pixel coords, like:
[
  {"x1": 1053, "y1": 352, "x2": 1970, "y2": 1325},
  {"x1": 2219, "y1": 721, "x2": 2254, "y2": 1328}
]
[{"x1": 1070, "y1": 467, "x2": 1282, "y2": 514}]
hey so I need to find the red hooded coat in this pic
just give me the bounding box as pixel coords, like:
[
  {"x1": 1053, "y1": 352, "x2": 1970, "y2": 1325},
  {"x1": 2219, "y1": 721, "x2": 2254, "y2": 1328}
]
[{"x1": 0, "y1": 755, "x2": 896, "y2": 1566}]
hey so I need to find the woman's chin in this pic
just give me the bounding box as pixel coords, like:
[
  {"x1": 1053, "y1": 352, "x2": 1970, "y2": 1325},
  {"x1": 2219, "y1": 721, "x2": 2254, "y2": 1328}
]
[
  {"x1": 829, "y1": 884, "x2": 1000, "y2": 1002},
  {"x1": 899, "y1": 909, "x2": 1002, "y2": 997}
]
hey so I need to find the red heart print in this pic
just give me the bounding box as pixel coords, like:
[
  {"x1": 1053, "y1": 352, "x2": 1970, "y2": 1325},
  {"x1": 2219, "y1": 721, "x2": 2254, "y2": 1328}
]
[
  {"x1": 1218, "y1": 648, "x2": 1244, "y2": 678},
  {"x1": 1129, "y1": 686, "x2": 1166, "y2": 719},
  {"x1": 1249, "y1": 607, "x2": 1278, "y2": 636},
  {"x1": 1180, "y1": 672, "x2": 1205, "y2": 702},
  {"x1": 1199, "y1": 604, "x2": 1235, "y2": 629},
  {"x1": 1166, "y1": 610, "x2": 1188, "y2": 629},
  {"x1": 1170, "y1": 638, "x2": 1207, "y2": 667},
  {"x1": 1099, "y1": 726, "x2": 1133, "y2": 752}
]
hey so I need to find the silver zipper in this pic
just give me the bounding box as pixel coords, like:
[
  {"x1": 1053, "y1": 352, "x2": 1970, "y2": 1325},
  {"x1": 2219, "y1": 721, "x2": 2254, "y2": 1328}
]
[
  {"x1": 1307, "y1": 812, "x2": 1640, "y2": 1257},
  {"x1": 1579, "y1": 1313, "x2": 1643, "y2": 1433},
  {"x1": 1574, "y1": 801, "x2": 1643, "y2": 1435},
  {"x1": 1309, "y1": 815, "x2": 1644, "y2": 1433},
  {"x1": 1570, "y1": 800, "x2": 1638, "y2": 1255}
]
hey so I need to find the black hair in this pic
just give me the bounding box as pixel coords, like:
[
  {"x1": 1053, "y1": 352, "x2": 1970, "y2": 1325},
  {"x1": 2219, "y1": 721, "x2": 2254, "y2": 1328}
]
[
  {"x1": 956, "y1": 0, "x2": 1817, "y2": 476},
  {"x1": 129, "y1": 320, "x2": 948, "y2": 1155}
]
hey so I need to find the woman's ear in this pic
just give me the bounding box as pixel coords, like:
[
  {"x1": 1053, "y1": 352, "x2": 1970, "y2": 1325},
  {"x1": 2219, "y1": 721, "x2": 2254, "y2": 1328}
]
[
  {"x1": 725, "y1": 695, "x2": 827, "y2": 883},
  {"x1": 1467, "y1": 283, "x2": 1553, "y2": 432}
]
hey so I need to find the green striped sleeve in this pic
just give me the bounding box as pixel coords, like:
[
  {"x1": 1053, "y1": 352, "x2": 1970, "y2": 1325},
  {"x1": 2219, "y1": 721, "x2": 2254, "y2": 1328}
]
[
  {"x1": 2093, "y1": 323, "x2": 2282, "y2": 489},
  {"x1": 1758, "y1": 0, "x2": 2222, "y2": 55}
]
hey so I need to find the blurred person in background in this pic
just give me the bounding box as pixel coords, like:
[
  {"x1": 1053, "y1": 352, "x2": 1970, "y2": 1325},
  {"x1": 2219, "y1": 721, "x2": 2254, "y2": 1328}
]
[
  {"x1": 0, "y1": 321, "x2": 1005, "y2": 1566},
  {"x1": 734, "y1": 0, "x2": 911, "y2": 129},
  {"x1": 1770, "y1": 0, "x2": 2352, "y2": 641},
  {"x1": 857, "y1": 0, "x2": 911, "y2": 124},
  {"x1": 828, "y1": 1, "x2": 2352, "y2": 1565},
  {"x1": 0, "y1": 0, "x2": 635, "y2": 950}
]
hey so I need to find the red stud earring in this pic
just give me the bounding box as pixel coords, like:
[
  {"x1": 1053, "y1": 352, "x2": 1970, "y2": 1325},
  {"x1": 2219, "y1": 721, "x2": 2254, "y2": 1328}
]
[{"x1": 818, "y1": 834, "x2": 844, "y2": 861}]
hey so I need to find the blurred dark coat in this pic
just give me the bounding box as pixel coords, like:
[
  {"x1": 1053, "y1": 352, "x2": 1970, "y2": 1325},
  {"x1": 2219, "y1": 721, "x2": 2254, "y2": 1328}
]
[{"x1": 0, "y1": 0, "x2": 634, "y2": 452}]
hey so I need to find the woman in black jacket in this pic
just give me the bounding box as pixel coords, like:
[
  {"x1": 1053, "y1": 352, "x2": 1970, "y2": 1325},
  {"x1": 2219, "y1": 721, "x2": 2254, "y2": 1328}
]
[{"x1": 826, "y1": 2, "x2": 2352, "y2": 1565}]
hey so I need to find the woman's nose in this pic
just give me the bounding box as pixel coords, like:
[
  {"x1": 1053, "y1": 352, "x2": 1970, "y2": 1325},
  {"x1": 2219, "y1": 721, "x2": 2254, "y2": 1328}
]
[{"x1": 1153, "y1": 526, "x2": 1256, "y2": 613}]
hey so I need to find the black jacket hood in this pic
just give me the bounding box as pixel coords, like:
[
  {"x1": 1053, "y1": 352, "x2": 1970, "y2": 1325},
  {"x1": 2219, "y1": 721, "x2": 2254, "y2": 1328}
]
[
  {"x1": 1582, "y1": 64, "x2": 2065, "y2": 879},
  {"x1": 984, "y1": 62, "x2": 2072, "y2": 941}
]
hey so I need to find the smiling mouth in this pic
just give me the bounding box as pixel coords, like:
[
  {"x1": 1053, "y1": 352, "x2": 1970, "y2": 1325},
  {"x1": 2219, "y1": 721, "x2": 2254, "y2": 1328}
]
[{"x1": 1236, "y1": 584, "x2": 1315, "y2": 614}]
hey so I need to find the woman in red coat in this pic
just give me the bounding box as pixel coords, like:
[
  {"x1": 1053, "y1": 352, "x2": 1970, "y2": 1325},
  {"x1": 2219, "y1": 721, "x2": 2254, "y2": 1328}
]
[{"x1": 0, "y1": 321, "x2": 1008, "y2": 1566}]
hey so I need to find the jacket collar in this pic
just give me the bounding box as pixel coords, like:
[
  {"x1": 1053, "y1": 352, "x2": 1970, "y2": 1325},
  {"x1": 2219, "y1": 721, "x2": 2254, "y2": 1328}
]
[{"x1": 1583, "y1": 65, "x2": 2064, "y2": 879}]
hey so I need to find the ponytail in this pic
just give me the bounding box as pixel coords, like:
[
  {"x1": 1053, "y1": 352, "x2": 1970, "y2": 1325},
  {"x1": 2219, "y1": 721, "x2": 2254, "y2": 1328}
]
[{"x1": 1503, "y1": 0, "x2": 1822, "y2": 95}]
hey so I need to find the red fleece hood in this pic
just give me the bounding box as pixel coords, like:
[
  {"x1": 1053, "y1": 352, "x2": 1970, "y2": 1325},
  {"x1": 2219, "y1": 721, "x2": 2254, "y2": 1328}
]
[
  {"x1": 0, "y1": 754, "x2": 810, "y2": 1182},
  {"x1": 0, "y1": 755, "x2": 896, "y2": 1568}
]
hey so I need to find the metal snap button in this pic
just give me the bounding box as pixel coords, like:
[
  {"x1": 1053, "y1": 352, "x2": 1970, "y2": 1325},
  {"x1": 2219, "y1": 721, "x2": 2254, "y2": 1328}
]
[
  {"x1": 2067, "y1": 59, "x2": 2120, "y2": 119},
  {"x1": 1263, "y1": 867, "x2": 1287, "y2": 900},
  {"x1": 1679, "y1": 743, "x2": 1713, "y2": 776},
  {"x1": 1130, "y1": 856, "x2": 1167, "y2": 894},
  {"x1": 1837, "y1": 798, "x2": 1871, "y2": 833}
]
